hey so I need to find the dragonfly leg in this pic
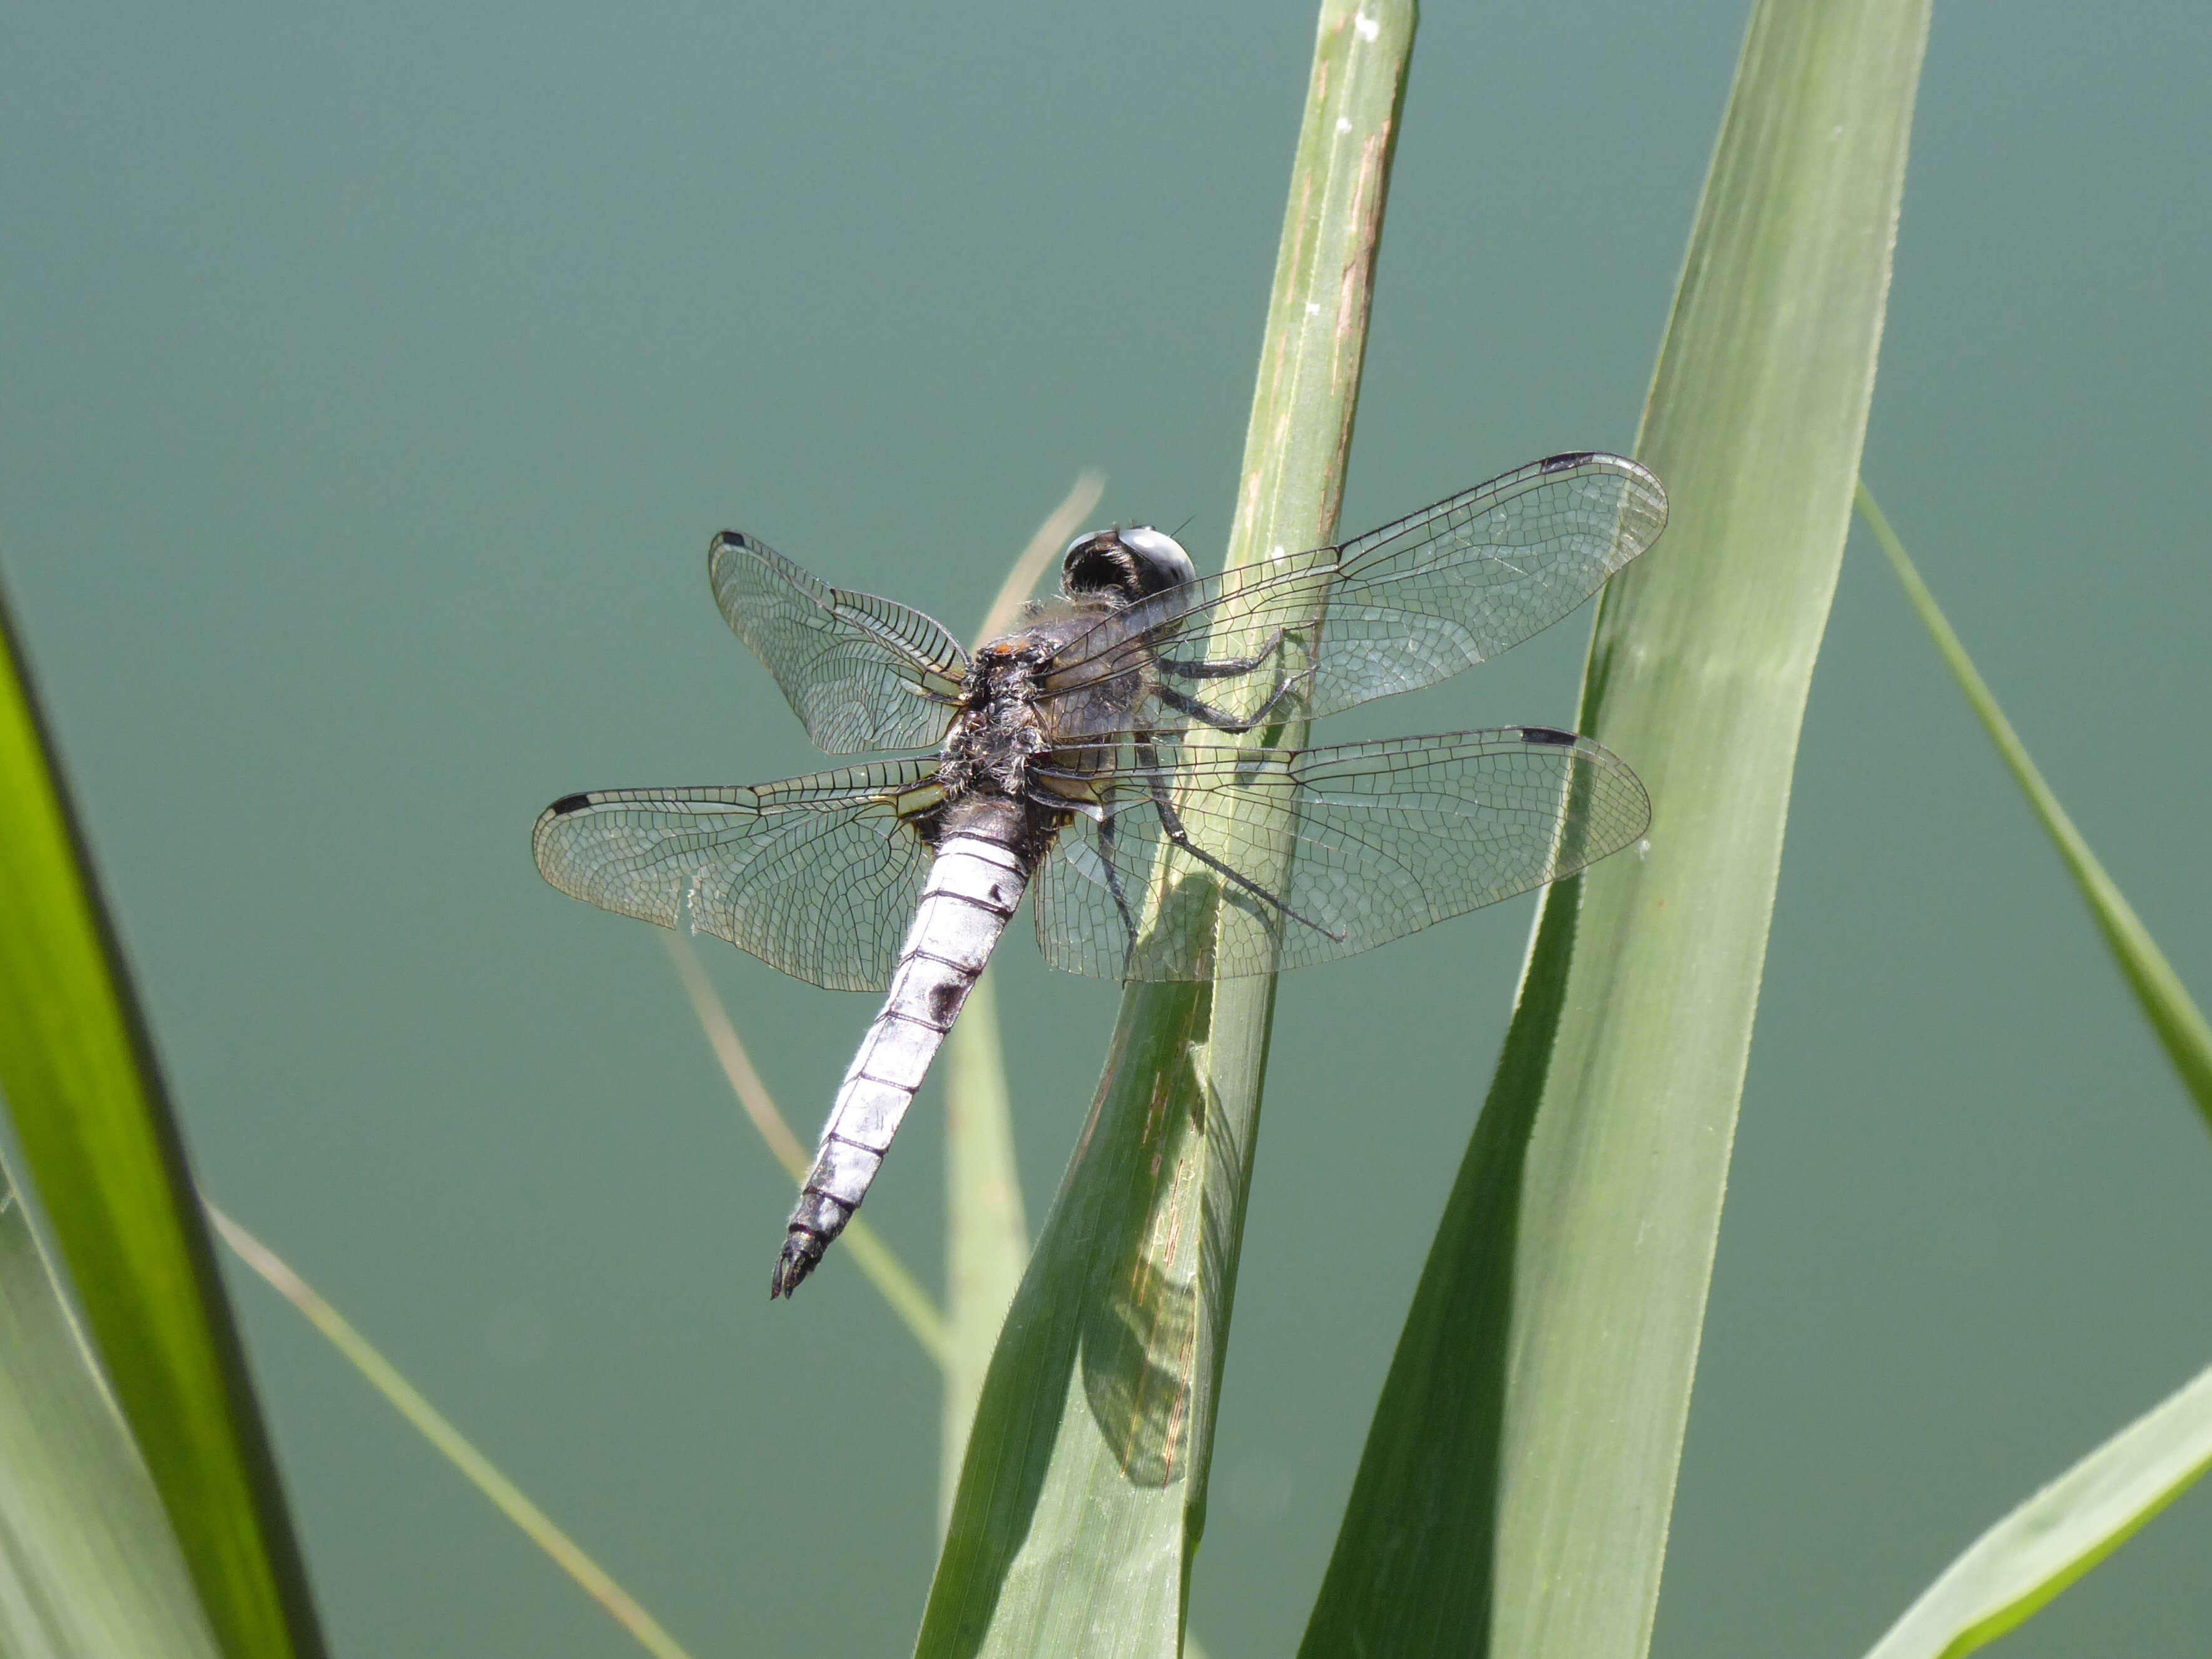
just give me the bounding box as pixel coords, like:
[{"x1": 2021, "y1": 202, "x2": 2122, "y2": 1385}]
[
  {"x1": 1155, "y1": 667, "x2": 1304, "y2": 735},
  {"x1": 1093, "y1": 808, "x2": 1142, "y2": 971},
  {"x1": 1154, "y1": 628, "x2": 1287, "y2": 680},
  {"x1": 1137, "y1": 748, "x2": 1344, "y2": 944}
]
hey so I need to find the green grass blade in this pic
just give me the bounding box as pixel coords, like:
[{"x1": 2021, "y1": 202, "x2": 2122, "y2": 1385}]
[
  {"x1": 206, "y1": 1206, "x2": 698, "y2": 1659},
  {"x1": 0, "y1": 590, "x2": 327, "y2": 1659},
  {"x1": 935, "y1": 474, "x2": 1100, "y2": 1525},
  {"x1": 1298, "y1": 3, "x2": 1930, "y2": 1654},
  {"x1": 0, "y1": 1147, "x2": 222, "y2": 1659},
  {"x1": 1857, "y1": 484, "x2": 2212, "y2": 1132},
  {"x1": 1860, "y1": 1356, "x2": 2212, "y2": 1659},
  {"x1": 916, "y1": 6, "x2": 1414, "y2": 1653}
]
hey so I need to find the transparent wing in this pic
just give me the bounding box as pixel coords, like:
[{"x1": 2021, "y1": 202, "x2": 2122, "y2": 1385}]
[
  {"x1": 1037, "y1": 454, "x2": 1667, "y2": 729},
  {"x1": 709, "y1": 530, "x2": 969, "y2": 754},
  {"x1": 532, "y1": 759, "x2": 942, "y2": 992},
  {"x1": 1031, "y1": 728, "x2": 1649, "y2": 981}
]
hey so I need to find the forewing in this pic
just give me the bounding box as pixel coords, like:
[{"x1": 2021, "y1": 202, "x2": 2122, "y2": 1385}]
[
  {"x1": 1032, "y1": 729, "x2": 1649, "y2": 981},
  {"x1": 1315, "y1": 452, "x2": 1667, "y2": 708},
  {"x1": 1038, "y1": 454, "x2": 1667, "y2": 726},
  {"x1": 532, "y1": 759, "x2": 941, "y2": 992},
  {"x1": 709, "y1": 530, "x2": 969, "y2": 754}
]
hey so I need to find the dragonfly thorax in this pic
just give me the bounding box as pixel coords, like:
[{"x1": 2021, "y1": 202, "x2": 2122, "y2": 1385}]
[{"x1": 938, "y1": 644, "x2": 1053, "y2": 800}]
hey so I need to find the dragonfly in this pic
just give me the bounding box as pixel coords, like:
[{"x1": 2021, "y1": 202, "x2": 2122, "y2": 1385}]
[{"x1": 534, "y1": 451, "x2": 1668, "y2": 1299}]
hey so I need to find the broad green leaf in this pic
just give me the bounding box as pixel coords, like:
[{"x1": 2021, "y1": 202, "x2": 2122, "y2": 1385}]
[
  {"x1": 916, "y1": 5, "x2": 1416, "y2": 1654},
  {"x1": 0, "y1": 592, "x2": 325, "y2": 1659},
  {"x1": 1298, "y1": 2, "x2": 1930, "y2": 1654},
  {"x1": 1860, "y1": 1356, "x2": 2212, "y2": 1659},
  {"x1": 0, "y1": 1147, "x2": 221, "y2": 1659},
  {"x1": 1857, "y1": 484, "x2": 2212, "y2": 1133},
  {"x1": 206, "y1": 1207, "x2": 697, "y2": 1659},
  {"x1": 937, "y1": 474, "x2": 1099, "y2": 1524}
]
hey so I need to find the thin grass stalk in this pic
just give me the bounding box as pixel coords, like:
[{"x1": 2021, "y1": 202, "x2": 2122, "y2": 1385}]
[
  {"x1": 205, "y1": 1207, "x2": 696, "y2": 1659},
  {"x1": 1299, "y1": 2, "x2": 1930, "y2": 1653},
  {"x1": 1857, "y1": 484, "x2": 2212, "y2": 1132},
  {"x1": 940, "y1": 963, "x2": 1028, "y2": 1531},
  {"x1": 973, "y1": 472, "x2": 1107, "y2": 648},
  {"x1": 662, "y1": 933, "x2": 949, "y2": 1365},
  {"x1": 0, "y1": 586, "x2": 326, "y2": 1659},
  {"x1": 915, "y1": 7, "x2": 1414, "y2": 1655},
  {"x1": 0, "y1": 1146, "x2": 221, "y2": 1659}
]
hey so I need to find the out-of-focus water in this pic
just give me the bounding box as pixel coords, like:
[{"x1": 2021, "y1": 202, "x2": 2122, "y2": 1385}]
[{"x1": 3, "y1": 3, "x2": 2207, "y2": 1655}]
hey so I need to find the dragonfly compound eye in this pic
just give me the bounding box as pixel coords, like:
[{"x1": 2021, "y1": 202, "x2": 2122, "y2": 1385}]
[{"x1": 1060, "y1": 524, "x2": 1197, "y2": 601}]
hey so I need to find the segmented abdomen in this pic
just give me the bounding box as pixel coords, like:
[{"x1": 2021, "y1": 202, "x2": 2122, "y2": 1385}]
[{"x1": 768, "y1": 832, "x2": 1032, "y2": 1298}]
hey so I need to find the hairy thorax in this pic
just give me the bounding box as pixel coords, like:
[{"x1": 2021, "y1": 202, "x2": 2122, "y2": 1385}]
[
  {"x1": 937, "y1": 642, "x2": 1049, "y2": 801},
  {"x1": 931, "y1": 599, "x2": 1154, "y2": 865}
]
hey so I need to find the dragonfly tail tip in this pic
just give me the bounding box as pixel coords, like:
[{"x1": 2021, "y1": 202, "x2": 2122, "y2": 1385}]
[{"x1": 769, "y1": 1229, "x2": 826, "y2": 1301}]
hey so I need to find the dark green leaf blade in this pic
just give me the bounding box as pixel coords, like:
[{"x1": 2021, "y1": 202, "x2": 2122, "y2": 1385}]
[{"x1": 0, "y1": 591, "x2": 325, "y2": 1659}]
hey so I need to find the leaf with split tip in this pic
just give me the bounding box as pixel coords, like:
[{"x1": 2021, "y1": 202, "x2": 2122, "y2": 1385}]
[{"x1": 916, "y1": 4, "x2": 1418, "y2": 1653}]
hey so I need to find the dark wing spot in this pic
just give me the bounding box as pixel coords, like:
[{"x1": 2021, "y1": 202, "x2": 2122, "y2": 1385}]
[
  {"x1": 1540, "y1": 452, "x2": 1595, "y2": 473},
  {"x1": 549, "y1": 792, "x2": 595, "y2": 815},
  {"x1": 1519, "y1": 726, "x2": 1578, "y2": 746}
]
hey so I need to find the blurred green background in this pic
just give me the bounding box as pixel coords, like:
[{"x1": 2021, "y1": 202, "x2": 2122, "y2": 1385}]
[{"x1": 4, "y1": 2, "x2": 2208, "y2": 1655}]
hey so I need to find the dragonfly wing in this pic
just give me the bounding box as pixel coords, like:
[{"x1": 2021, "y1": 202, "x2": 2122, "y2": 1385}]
[
  {"x1": 1311, "y1": 452, "x2": 1667, "y2": 713},
  {"x1": 1037, "y1": 454, "x2": 1667, "y2": 728},
  {"x1": 1032, "y1": 729, "x2": 1649, "y2": 981},
  {"x1": 532, "y1": 759, "x2": 941, "y2": 992},
  {"x1": 709, "y1": 531, "x2": 970, "y2": 754}
]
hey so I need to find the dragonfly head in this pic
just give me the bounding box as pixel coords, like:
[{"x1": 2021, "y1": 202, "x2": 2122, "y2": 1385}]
[{"x1": 1060, "y1": 525, "x2": 1195, "y2": 603}]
